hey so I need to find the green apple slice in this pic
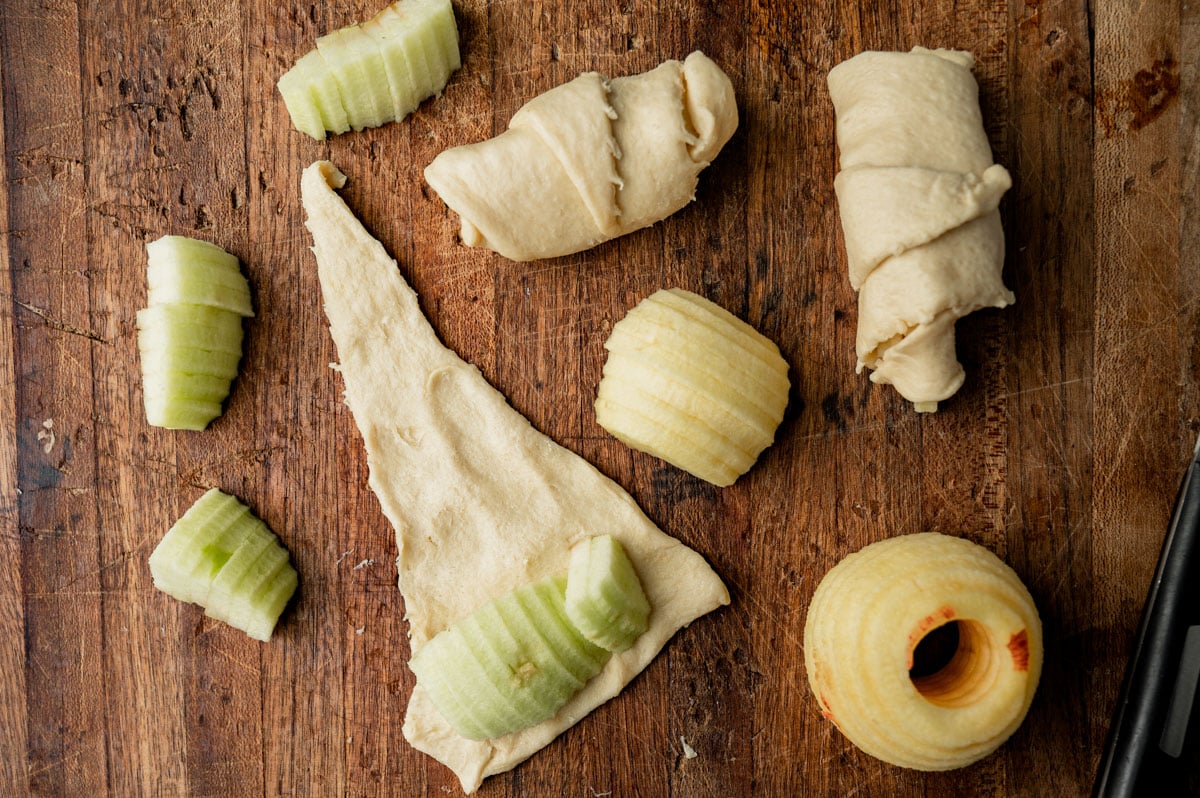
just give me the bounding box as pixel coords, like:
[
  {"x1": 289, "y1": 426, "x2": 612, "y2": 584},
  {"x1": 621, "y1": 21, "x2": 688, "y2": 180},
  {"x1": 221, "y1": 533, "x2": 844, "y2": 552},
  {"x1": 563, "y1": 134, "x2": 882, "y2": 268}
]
[
  {"x1": 410, "y1": 576, "x2": 609, "y2": 740},
  {"x1": 361, "y1": 14, "x2": 424, "y2": 120},
  {"x1": 281, "y1": 49, "x2": 352, "y2": 138},
  {"x1": 138, "y1": 340, "x2": 242, "y2": 379},
  {"x1": 316, "y1": 27, "x2": 389, "y2": 131},
  {"x1": 136, "y1": 305, "x2": 245, "y2": 354},
  {"x1": 141, "y1": 396, "x2": 225, "y2": 431},
  {"x1": 146, "y1": 260, "x2": 254, "y2": 317},
  {"x1": 565, "y1": 535, "x2": 650, "y2": 653},
  {"x1": 149, "y1": 489, "x2": 252, "y2": 602},
  {"x1": 142, "y1": 370, "x2": 236, "y2": 404},
  {"x1": 149, "y1": 489, "x2": 297, "y2": 641},
  {"x1": 375, "y1": 5, "x2": 441, "y2": 92},
  {"x1": 150, "y1": 489, "x2": 253, "y2": 600},
  {"x1": 146, "y1": 235, "x2": 241, "y2": 274},
  {"x1": 234, "y1": 557, "x2": 299, "y2": 642},
  {"x1": 276, "y1": 53, "x2": 328, "y2": 140}
]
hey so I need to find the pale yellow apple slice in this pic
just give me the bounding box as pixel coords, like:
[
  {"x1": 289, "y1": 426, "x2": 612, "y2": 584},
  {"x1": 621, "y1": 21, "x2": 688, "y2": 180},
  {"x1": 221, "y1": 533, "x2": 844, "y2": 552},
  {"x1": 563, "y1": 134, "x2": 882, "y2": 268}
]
[
  {"x1": 595, "y1": 288, "x2": 790, "y2": 486},
  {"x1": 301, "y1": 160, "x2": 728, "y2": 793}
]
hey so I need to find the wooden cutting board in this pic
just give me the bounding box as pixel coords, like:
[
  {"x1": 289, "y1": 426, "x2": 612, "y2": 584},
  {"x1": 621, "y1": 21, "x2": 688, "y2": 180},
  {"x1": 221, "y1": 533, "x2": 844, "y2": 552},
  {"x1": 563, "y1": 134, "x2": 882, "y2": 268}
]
[{"x1": 2, "y1": 1, "x2": 1197, "y2": 795}]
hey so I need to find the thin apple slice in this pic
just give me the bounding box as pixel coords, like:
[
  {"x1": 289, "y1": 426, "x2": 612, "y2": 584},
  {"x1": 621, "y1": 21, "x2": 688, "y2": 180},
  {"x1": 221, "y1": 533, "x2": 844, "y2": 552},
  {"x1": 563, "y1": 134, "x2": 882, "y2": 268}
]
[
  {"x1": 138, "y1": 339, "x2": 243, "y2": 380},
  {"x1": 287, "y1": 49, "x2": 352, "y2": 137},
  {"x1": 141, "y1": 396, "x2": 225, "y2": 432},
  {"x1": 136, "y1": 304, "x2": 244, "y2": 354},
  {"x1": 202, "y1": 518, "x2": 277, "y2": 616},
  {"x1": 146, "y1": 235, "x2": 241, "y2": 274},
  {"x1": 276, "y1": 52, "x2": 328, "y2": 140},
  {"x1": 146, "y1": 260, "x2": 254, "y2": 317},
  {"x1": 317, "y1": 27, "x2": 389, "y2": 131},
  {"x1": 565, "y1": 535, "x2": 650, "y2": 653},
  {"x1": 596, "y1": 379, "x2": 756, "y2": 485},
  {"x1": 361, "y1": 16, "x2": 423, "y2": 121},
  {"x1": 149, "y1": 489, "x2": 297, "y2": 641},
  {"x1": 375, "y1": 3, "x2": 446, "y2": 91},
  {"x1": 237, "y1": 562, "x2": 300, "y2": 642},
  {"x1": 605, "y1": 300, "x2": 790, "y2": 418},
  {"x1": 410, "y1": 576, "x2": 609, "y2": 740},
  {"x1": 142, "y1": 370, "x2": 236, "y2": 404},
  {"x1": 595, "y1": 288, "x2": 790, "y2": 486}
]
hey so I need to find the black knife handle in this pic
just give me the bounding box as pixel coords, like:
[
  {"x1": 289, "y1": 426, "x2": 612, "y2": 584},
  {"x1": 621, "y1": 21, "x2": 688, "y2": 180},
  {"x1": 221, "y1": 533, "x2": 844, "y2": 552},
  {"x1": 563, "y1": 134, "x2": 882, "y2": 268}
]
[{"x1": 1093, "y1": 441, "x2": 1200, "y2": 797}]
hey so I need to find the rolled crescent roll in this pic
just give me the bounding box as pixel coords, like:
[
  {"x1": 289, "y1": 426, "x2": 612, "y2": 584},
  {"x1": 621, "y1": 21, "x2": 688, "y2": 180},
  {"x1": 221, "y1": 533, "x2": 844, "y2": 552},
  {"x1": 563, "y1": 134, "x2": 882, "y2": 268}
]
[
  {"x1": 829, "y1": 48, "x2": 1015, "y2": 411},
  {"x1": 424, "y1": 51, "x2": 738, "y2": 262}
]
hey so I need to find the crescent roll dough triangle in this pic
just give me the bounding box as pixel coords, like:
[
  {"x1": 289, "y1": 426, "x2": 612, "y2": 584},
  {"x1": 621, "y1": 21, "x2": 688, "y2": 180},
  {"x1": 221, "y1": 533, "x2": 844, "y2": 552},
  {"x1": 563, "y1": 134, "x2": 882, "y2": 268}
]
[
  {"x1": 829, "y1": 48, "x2": 1015, "y2": 411},
  {"x1": 301, "y1": 161, "x2": 729, "y2": 793}
]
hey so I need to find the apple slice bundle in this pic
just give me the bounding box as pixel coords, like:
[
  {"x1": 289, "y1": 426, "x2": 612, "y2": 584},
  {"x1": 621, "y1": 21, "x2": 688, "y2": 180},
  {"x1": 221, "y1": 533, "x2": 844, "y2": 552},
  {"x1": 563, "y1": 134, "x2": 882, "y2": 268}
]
[
  {"x1": 136, "y1": 235, "x2": 253, "y2": 430},
  {"x1": 277, "y1": 0, "x2": 460, "y2": 140},
  {"x1": 595, "y1": 288, "x2": 791, "y2": 486},
  {"x1": 410, "y1": 535, "x2": 650, "y2": 741},
  {"x1": 148, "y1": 489, "x2": 298, "y2": 641}
]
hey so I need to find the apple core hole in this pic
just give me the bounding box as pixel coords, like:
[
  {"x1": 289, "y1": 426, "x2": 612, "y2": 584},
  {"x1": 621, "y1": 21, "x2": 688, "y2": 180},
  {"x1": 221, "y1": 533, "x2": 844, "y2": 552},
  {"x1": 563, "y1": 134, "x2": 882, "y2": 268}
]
[{"x1": 909, "y1": 619, "x2": 1000, "y2": 708}]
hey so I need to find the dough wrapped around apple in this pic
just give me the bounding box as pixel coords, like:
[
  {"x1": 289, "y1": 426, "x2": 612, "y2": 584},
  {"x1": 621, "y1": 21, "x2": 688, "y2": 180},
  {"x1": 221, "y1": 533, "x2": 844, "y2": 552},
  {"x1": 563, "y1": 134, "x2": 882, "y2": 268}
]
[
  {"x1": 424, "y1": 50, "x2": 737, "y2": 262},
  {"x1": 829, "y1": 48, "x2": 1015, "y2": 412}
]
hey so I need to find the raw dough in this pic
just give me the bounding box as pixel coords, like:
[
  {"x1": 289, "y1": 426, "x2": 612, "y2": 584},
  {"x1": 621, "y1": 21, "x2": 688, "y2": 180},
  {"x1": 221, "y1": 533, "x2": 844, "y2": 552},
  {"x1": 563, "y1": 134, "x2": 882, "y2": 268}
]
[
  {"x1": 301, "y1": 161, "x2": 729, "y2": 792},
  {"x1": 424, "y1": 51, "x2": 738, "y2": 262},
  {"x1": 828, "y1": 48, "x2": 1015, "y2": 411}
]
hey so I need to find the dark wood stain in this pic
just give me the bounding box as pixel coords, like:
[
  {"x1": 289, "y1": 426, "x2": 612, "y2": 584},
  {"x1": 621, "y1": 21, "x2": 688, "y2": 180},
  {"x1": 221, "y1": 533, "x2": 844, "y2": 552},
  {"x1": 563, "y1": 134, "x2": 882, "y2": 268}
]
[{"x1": 1098, "y1": 57, "x2": 1181, "y2": 137}]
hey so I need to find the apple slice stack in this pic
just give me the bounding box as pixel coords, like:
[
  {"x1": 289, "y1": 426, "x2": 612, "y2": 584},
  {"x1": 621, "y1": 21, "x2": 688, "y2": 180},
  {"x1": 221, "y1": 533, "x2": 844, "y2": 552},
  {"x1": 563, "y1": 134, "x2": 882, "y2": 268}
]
[
  {"x1": 149, "y1": 489, "x2": 298, "y2": 642},
  {"x1": 276, "y1": 0, "x2": 461, "y2": 140},
  {"x1": 595, "y1": 288, "x2": 791, "y2": 487},
  {"x1": 409, "y1": 536, "x2": 651, "y2": 740},
  {"x1": 136, "y1": 235, "x2": 253, "y2": 431}
]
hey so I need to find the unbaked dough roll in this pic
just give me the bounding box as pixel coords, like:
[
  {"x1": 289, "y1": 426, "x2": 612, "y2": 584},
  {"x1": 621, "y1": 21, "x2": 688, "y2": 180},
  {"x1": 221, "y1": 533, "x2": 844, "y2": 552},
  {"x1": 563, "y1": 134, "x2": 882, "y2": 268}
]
[
  {"x1": 424, "y1": 51, "x2": 738, "y2": 262},
  {"x1": 803, "y1": 533, "x2": 1043, "y2": 770},
  {"x1": 829, "y1": 48, "x2": 1015, "y2": 411}
]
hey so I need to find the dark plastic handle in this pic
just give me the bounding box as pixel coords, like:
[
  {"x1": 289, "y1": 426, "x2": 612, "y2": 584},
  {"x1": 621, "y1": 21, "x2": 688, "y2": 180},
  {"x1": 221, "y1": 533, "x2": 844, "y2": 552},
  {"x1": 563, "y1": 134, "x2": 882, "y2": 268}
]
[{"x1": 1093, "y1": 435, "x2": 1200, "y2": 797}]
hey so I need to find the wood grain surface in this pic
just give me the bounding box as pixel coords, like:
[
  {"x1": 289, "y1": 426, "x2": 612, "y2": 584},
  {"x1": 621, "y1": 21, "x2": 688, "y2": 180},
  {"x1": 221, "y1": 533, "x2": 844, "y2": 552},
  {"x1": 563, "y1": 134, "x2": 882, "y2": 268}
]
[{"x1": 2, "y1": 0, "x2": 1198, "y2": 795}]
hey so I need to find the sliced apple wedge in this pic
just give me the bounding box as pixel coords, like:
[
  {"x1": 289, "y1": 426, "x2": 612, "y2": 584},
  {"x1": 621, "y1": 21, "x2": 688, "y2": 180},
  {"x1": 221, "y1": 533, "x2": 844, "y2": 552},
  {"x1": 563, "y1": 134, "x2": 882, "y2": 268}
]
[
  {"x1": 137, "y1": 235, "x2": 253, "y2": 431},
  {"x1": 278, "y1": 0, "x2": 460, "y2": 140},
  {"x1": 565, "y1": 535, "x2": 650, "y2": 653},
  {"x1": 594, "y1": 288, "x2": 790, "y2": 487},
  {"x1": 149, "y1": 489, "x2": 298, "y2": 642}
]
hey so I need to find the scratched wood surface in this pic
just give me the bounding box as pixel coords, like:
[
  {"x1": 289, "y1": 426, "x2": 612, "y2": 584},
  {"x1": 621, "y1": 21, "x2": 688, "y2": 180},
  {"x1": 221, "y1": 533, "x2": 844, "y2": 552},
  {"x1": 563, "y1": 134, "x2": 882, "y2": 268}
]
[{"x1": 1, "y1": 0, "x2": 1197, "y2": 795}]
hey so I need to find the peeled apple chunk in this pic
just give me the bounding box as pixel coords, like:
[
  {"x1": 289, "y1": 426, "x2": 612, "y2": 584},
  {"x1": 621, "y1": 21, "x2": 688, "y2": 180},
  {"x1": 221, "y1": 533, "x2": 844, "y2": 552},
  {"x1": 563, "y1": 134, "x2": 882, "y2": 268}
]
[
  {"x1": 594, "y1": 288, "x2": 790, "y2": 487},
  {"x1": 137, "y1": 235, "x2": 253, "y2": 431},
  {"x1": 565, "y1": 535, "x2": 651, "y2": 652},
  {"x1": 803, "y1": 533, "x2": 1043, "y2": 770},
  {"x1": 828, "y1": 48, "x2": 1015, "y2": 412},
  {"x1": 301, "y1": 160, "x2": 728, "y2": 793},
  {"x1": 277, "y1": 0, "x2": 460, "y2": 140},
  {"x1": 423, "y1": 51, "x2": 738, "y2": 261},
  {"x1": 148, "y1": 489, "x2": 298, "y2": 642}
]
